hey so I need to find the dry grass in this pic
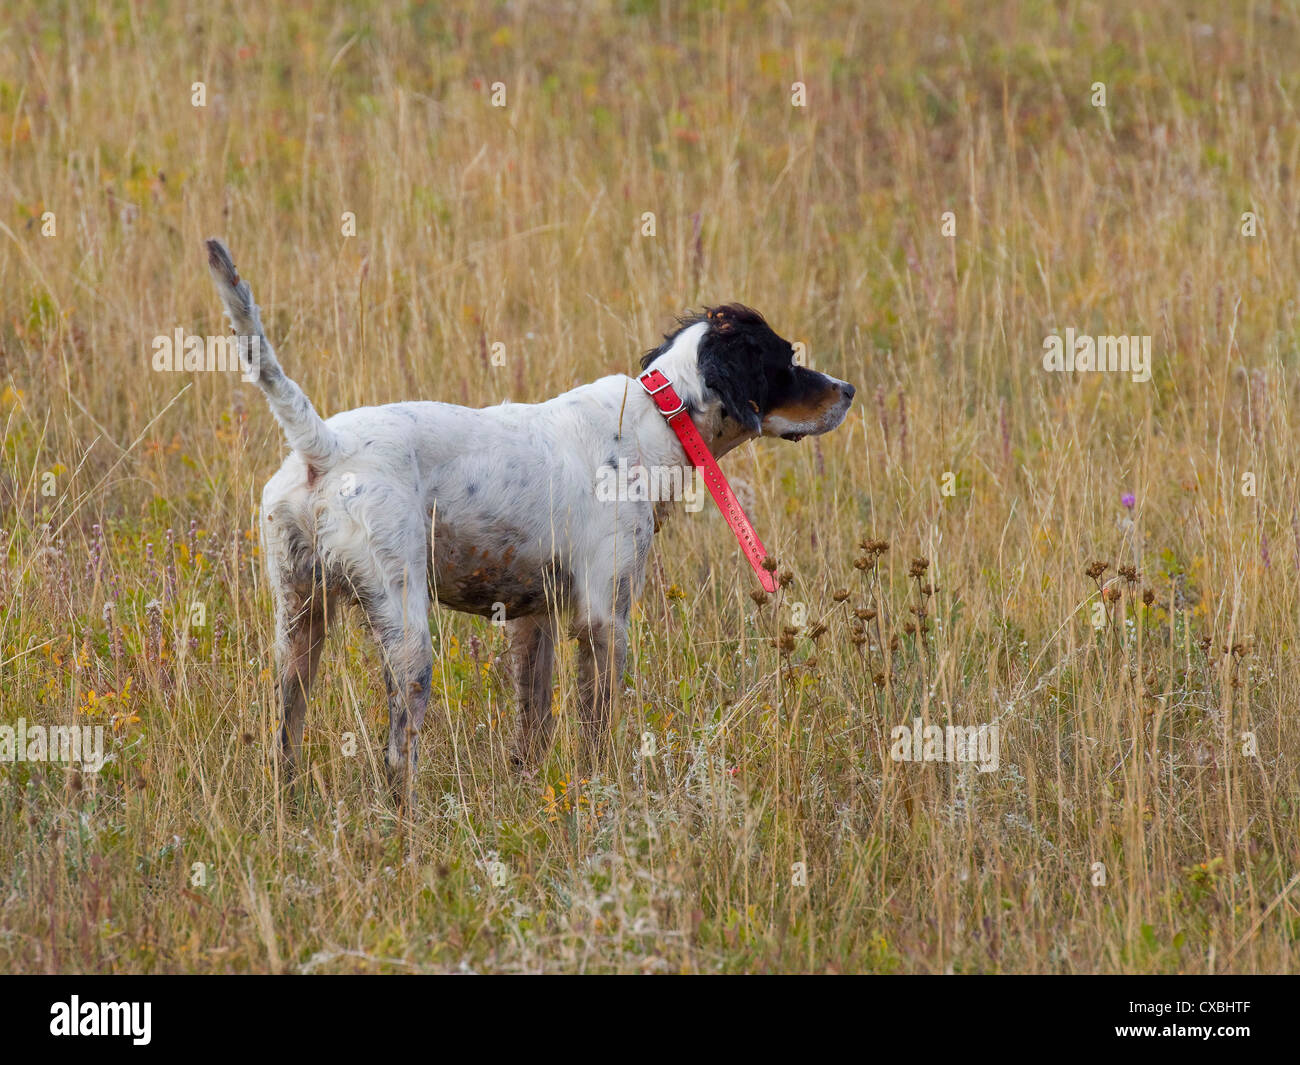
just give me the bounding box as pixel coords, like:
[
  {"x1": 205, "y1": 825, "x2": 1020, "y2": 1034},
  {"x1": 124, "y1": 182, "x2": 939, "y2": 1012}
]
[{"x1": 1, "y1": 0, "x2": 1298, "y2": 973}]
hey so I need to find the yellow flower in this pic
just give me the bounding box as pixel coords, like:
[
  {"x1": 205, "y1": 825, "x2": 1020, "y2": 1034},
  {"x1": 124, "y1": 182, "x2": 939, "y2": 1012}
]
[
  {"x1": 112, "y1": 711, "x2": 141, "y2": 732},
  {"x1": 79, "y1": 689, "x2": 111, "y2": 717}
]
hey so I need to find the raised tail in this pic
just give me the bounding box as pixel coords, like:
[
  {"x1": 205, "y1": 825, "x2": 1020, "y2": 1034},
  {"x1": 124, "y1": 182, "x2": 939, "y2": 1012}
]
[{"x1": 204, "y1": 238, "x2": 342, "y2": 472}]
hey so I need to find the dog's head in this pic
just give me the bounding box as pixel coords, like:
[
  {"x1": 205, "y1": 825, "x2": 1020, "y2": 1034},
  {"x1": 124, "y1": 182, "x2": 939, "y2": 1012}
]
[{"x1": 641, "y1": 304, "x2": 855, "y2": 447}]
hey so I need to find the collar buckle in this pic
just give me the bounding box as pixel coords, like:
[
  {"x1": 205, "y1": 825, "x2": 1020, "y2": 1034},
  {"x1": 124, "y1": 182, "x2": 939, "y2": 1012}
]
[{"x1": 639, "y1": 371, "x2": 687, "y2": 419}]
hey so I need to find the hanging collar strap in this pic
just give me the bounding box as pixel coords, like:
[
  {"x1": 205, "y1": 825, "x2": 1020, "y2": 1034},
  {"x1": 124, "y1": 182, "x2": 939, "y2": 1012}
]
[{"x1": 638, "y1": 369, "x2": 778, "y2": 593}]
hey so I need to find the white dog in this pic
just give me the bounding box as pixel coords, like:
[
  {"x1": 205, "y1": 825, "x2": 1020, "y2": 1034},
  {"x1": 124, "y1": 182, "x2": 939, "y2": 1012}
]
[{"x1": 204, "y1": 238, "x2": 854, "y2": 800}]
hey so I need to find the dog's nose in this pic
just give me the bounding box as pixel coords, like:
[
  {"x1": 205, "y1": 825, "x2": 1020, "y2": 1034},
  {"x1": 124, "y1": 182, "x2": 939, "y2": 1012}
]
[{"x1": 841, "y1": 382, "x2": 856, "y2": 401}]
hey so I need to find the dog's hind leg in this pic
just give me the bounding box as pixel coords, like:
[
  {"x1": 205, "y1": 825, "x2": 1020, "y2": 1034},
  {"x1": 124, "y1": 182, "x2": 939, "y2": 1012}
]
[
  {"x1": 508, "y1": 615, "x2": 557, "y2": 768},
  {"x1": 275, "y1": 589, "x2": 331, "y2": 779},
  {"x1": 363, "y1": 579, "x2": 433, "y2": 807}
]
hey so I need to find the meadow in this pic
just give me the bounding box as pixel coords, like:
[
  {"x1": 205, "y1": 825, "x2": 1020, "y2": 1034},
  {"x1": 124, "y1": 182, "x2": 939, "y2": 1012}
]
[{"x1": 1, "y1": 0, "x2": 1298, "y2": 973}]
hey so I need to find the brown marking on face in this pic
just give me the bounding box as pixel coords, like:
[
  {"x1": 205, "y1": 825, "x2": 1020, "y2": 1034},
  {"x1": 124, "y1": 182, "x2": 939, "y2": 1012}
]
[{"x1": 763, "y1": 383, "x2": 844, "y2": 426}]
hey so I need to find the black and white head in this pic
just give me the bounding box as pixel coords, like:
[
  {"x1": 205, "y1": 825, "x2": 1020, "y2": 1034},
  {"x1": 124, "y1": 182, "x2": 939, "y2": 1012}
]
[{"x1": 641, "y1": 304, "x2": 855, "y2": 454}]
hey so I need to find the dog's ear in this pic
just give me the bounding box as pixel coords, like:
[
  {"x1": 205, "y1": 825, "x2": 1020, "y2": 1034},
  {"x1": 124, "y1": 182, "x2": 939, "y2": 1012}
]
[{"x1": 697, "y1": 307, "x2": 766, "y2": 432}]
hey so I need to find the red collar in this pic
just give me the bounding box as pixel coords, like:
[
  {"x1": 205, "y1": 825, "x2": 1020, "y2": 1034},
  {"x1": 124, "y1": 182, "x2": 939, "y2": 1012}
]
[{"x1": 638, "y1": 369, "x2": 778, "y2": 593}]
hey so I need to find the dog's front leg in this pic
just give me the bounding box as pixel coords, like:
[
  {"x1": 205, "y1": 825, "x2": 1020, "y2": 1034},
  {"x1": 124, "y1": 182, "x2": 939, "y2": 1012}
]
[
  {"x1": 572, "y1": 515, "x2": 647, "y2": 761},
  {"x1": 575, "y1": 614, "x2": 627, "y2": 761}
]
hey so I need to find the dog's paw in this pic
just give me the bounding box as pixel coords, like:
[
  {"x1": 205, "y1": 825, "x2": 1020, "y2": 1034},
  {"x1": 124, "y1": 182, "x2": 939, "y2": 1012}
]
[{"x1": 508, "y1": 750, "x2": 541, "y2": 779}]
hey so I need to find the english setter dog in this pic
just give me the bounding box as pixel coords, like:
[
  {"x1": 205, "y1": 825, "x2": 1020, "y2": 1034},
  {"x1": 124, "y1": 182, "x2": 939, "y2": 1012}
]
[{"x1": 205, "y1": 238, "x2": 854, "y2": 801}]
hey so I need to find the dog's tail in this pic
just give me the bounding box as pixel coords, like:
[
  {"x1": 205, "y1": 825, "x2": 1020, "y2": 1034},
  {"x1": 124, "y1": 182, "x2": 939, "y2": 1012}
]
[{"x1": 204, "y1": 238, "x2": 342, "y2": 472}]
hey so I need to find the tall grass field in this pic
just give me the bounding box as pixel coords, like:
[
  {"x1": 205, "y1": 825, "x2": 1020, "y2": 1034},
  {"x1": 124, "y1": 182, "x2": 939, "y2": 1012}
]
[{"x1": 1, "y1": 0, "x2": 1298, "y2": 974}]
